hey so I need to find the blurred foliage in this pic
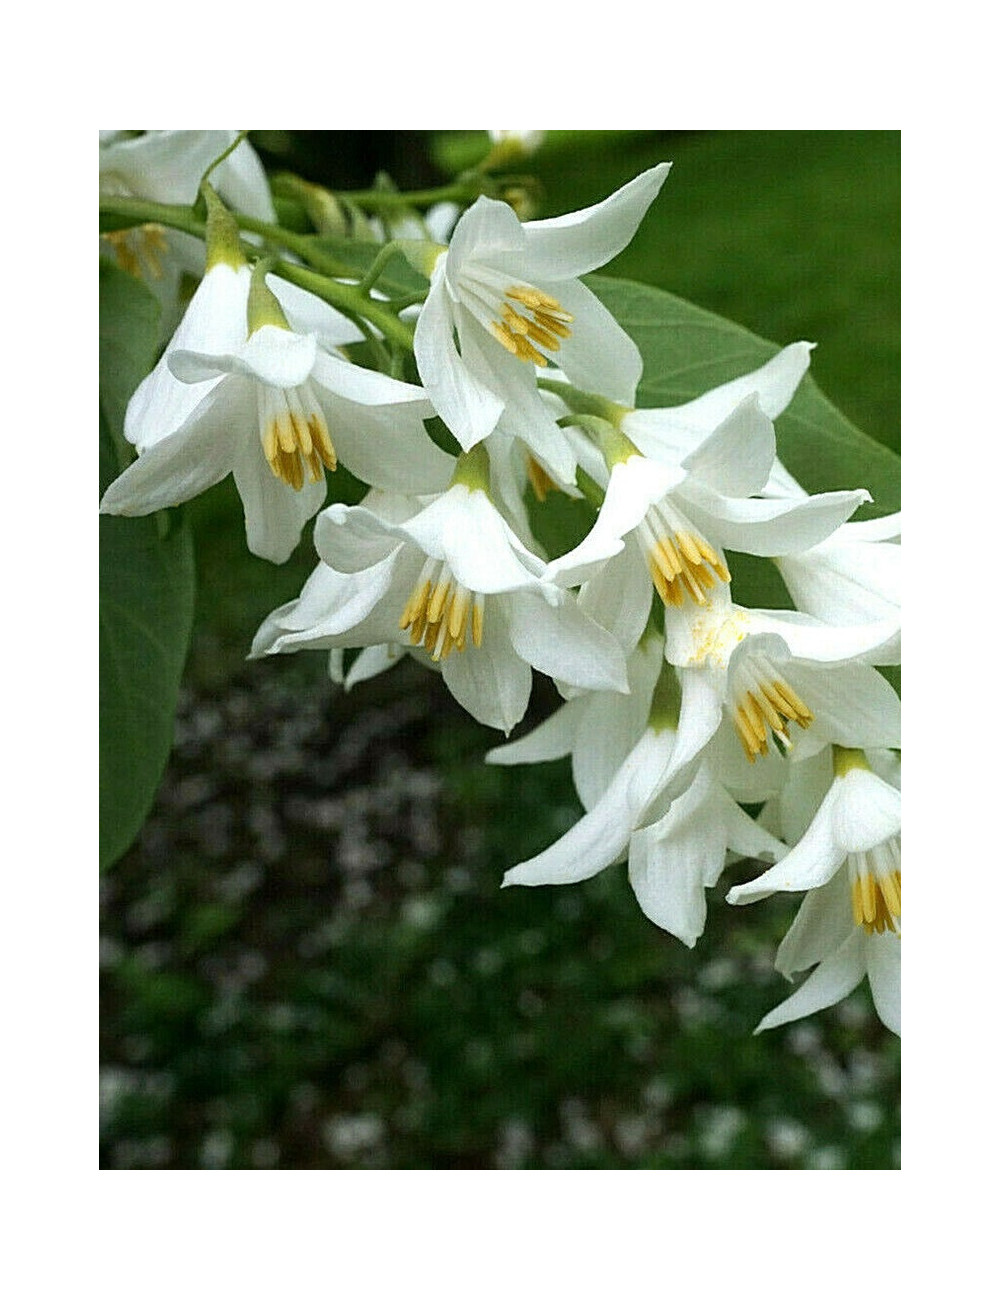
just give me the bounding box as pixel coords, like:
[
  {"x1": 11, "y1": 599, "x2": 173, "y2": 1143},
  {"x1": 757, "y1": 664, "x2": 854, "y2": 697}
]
[{"x1": 101, "y1": 130, "x2": 900, "y2": 1169}]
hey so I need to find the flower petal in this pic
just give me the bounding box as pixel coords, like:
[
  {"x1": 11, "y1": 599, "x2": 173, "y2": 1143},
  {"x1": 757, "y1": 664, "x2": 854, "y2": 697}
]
[
  {"x1": 440, "y1": 600, "x2": 532, "y2": 733},
  {"x1": 413, "y1": 273, "x2": 503, "y2": 447},
  {"x1": 866, "y1": 931, "x2": 901, "y2": 1034},
  {"x1": 503, "y1": 728, "x2": 677, "y2": 888},
  {"x1": 773, "y1": 872, "x2": 855, "y2": 976},
  {"x1": 511, "y1": 163, "x2": 671, "y2": 281},
  {"x1": 231, "y1": 440, "x2": 326, "y2": 563},
  {"x1": 123, "y1": 263, "x2": 251, "y2": 451},
  {"x1": 101, "y1": 381, "x2": 248, "y2": 516},
  {"x1": 680, "y1": 395, "x2": 775, "y2": 497},
  {"x1": 544, "y1": 456, "x2": 684, "y2": 588},
  {"x1": 541, "y1": 277, "x2": 643, "y2": 407},
  {"x1": 507, "y1": 590, "x2": 630, "y2": 695},
  {"x1": 485, "y1": 696, "x2": 586, "y2": 766},
  {"x1": 755, "y1": 931, "x2": 866, "y2": 1033},
  {"x1": 679, "y1": 482, "x2": 871, "y2": 556}
]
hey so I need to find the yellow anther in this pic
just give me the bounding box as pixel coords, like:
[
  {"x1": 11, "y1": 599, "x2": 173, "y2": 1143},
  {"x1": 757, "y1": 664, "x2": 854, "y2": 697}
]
[
  {"x1": 400, "y1": 564, "x2": 482, "y2": 661},
  {"x1": 851, "y1": 868, "x2": 902, "y2": 935},
  {"x1": 262, "y1": 393, "x2": 336, "y2": 490},
  {"x1": 491, "y1": 285, "x2": 574, "y2": 366},
  {"x1": 731, "y1": 674, "x2": 812, "y2": 762}
]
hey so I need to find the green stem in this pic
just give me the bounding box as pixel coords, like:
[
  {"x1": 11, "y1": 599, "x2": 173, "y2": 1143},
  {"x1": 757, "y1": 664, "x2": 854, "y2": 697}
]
[
  {"x1": 269, "y1": 259, "x2": 415, "y2": 351},
  {"x1": 334, "y1": 180, "x2": 487, "y2": 209}
]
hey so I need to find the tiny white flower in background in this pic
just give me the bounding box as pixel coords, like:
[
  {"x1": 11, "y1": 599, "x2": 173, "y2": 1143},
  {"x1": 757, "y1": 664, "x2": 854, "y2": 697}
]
[
  {"x1": 727, "y1": 746, "x2": 901, "y2": 1034},
  {"x1": 411, "y1": 164, "x2": 670, "y2": 474},
  {"x1": 252, "y1": 453, "x2": 629, "y2": 732},
  {"x1": 100, "y1": 261, "x2": 451, "y2": 564},
  {"x1": 488, "y1": 130, "x2": 546, "y2": 155}
]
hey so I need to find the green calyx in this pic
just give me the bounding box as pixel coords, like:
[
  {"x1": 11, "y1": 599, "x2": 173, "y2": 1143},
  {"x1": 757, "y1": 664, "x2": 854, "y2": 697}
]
[
  {"x1": 202, "y1": 183, "x2": 246, "y2": 271},
  {"x1": 398, "y1": 239, "x2": 447, "y2": 279},
  {"x1": 647, "y1": 661, "x2": 682, "y2": 734},
  {"x1": 450, "y1": 443, "x2": 491, "y2": 492},
  {"x1": 833, "y1": 745, "x2": 871, "y2": 778},
  {"x1": 247, "y1": 260, "x2": 291, "y2": 334}
]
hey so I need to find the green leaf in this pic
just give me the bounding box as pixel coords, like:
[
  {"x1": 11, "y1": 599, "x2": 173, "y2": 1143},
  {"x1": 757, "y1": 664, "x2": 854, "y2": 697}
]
[
  {"x1": 588, "y1": 274, "x2": 900, "y2": 514},
  {"x1": 99, "y1": 263, "x2": 197, "y2": 869}
]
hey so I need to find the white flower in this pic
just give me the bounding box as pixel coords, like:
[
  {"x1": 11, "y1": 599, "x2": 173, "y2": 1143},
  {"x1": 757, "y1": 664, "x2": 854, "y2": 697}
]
[
  {"x1": 412, "y1": 164, "x2": 670, "y2": 472},
  {"x1": 543, "y1": 395, "x2": 871, "y2": 609},
  {"x1": 100, "y1": 298, "x2": 452, "y2": 564},
  {"x1": 121, "y1": 263, "x2": 364, "y2": 455},
  {"x1": 253, "y1": 466, "x2": 629, "y2": 732},
  {"x1": 727, "y1": 748, "x2": 901, "y2": 1034},
  {"x1": 665, "y1": 585, "x2": 901, "y2": 768}
]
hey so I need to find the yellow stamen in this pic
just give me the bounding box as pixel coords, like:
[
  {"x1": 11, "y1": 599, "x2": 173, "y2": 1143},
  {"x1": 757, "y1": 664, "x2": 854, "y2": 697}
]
[
  {"x1": 645, "y1": 526, "x2": 730, "y2": 610},
  {"x1": 526, "y1": 457, "x2": 557, "y2": 502},
  {"x1": 400, "y1": 564, "x2": 482, "y2": 661},
  {"x1": 102, "y1": 224, "x2": 169, "y2": 281},
  {"x1": 851, "y1": 868, "x2": 902, "y2": 935},
  {"x1": 262, "y1": 389, "x2": 336, "y2": 490},
  {"x1": 731, "y1": 674, "x2": 812, "y2": 762},
  {"x1": 491, "y1": 285, "x2": 574, "y2": 366}
]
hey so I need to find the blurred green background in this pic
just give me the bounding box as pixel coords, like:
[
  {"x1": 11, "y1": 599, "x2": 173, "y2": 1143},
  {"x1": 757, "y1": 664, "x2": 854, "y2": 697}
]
[{"x1": 100, "y1": 130, "x2": 900, "y2": 1170}]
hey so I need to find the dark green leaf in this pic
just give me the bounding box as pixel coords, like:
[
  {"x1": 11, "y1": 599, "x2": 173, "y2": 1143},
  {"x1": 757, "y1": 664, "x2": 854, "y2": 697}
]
[{"x1": 99, "y1": 263, "x2": 197, "y2": 869}]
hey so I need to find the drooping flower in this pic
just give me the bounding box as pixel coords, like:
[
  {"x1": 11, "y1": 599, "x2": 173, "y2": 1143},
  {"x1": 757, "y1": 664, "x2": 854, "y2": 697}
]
[
  {"x1": 543, "y1": 395, "x2": 872, "y2": 616},
  {"x1": 664, "y1": 584, "x2": 901, "y2": 769},
  {"x1": 727, "y1": 747, "x2": 901, "y2": 1034},
  {"x1": 252, "y1": 454, "x2": 629, "y2": 731},
  {"x1": 410, "y1": 164, "x2": 670, "y2": 474},
  {"x1": 100, "y1": 262, "x2": 452, "y2": 563}
]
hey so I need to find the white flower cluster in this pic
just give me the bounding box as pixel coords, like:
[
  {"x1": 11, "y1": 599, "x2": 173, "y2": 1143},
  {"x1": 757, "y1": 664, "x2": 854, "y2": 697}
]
[{"x1": 100, "y1": 133, "x2": 901, "y2": 1037}]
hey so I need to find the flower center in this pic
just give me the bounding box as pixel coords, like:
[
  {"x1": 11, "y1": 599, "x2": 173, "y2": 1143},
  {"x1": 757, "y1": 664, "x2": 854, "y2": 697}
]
[
  {"x1": 399, "y1": 558, "x2": 485, "y2": 662},
  {"x1": 102, "y1": 224, "x2": 169, "y2": 281},
  {"x1": 458, "y1": 264, "x2": 573, "y2": 366},
  {"x1": 257, "y1": 381, "x2": 337, "y2": 490},
  {"x1": 728, "y1": 653, "x2": 813, "y2": 762},
  {"x1": 848, "y1": 839, "x2": 901, "y2": 934},
  {"x1": 491, "y1": 286, "x2": 573, "y2": 365},
  {"x1": 638, "y1": 500, "x2": 730, "y2": 608}
]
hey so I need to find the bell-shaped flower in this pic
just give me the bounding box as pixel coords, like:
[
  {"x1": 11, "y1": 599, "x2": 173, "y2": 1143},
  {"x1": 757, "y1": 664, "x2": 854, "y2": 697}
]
[
  {"x1": 664, "y1": 585, "x2": 901, "y2": 769},
  {"x1": 411, "y1": 164, "x2": 670, "y2": 472},
  {"x1": 727, "y1": 747, "x2": 901, "y2": 1034},
  {"x1": 252, "y1": 457, "x2": 629, "y2": 732},
  {"x1": 544, "y1": 396, "x2": 871, "y2": 624},
  {"x1": 100, "y1": 268, "x2": 453, "y2": 563}
]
